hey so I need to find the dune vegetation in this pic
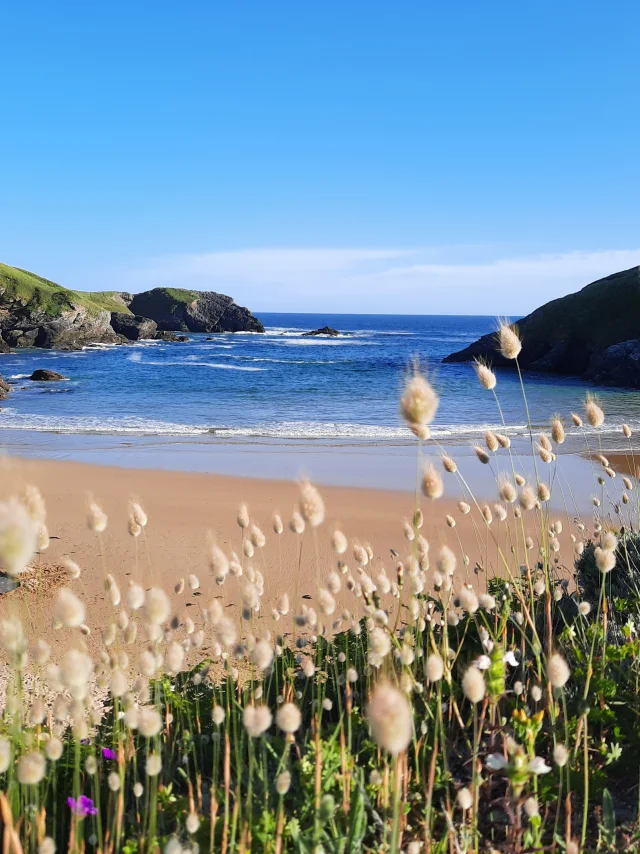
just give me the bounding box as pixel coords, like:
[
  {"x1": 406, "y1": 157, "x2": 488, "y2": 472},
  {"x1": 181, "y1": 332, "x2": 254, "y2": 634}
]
[{"x1": 1, "y1": 321, "x2": 640, "y2": 853}]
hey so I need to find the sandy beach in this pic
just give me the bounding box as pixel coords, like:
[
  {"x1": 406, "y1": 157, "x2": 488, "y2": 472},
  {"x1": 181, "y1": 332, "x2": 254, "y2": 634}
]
[{"x1": 0, "y1": 455, "x2": 581, "y2": 654}]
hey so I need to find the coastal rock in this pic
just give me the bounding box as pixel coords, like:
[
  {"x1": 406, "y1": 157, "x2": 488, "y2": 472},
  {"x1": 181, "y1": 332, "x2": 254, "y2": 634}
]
[
  {"x1": 0, "y1": 374, "x2": 10, "y2": 400},
  {"x1": 110, "y1": 312, "x2": 158, "y2": 341},
  {"x1": 154, "y1": 331, "x2": 190, "y2": 342},
  {"x1": 29, "y1": 369, "x2": 67, "y2": 381},
  {"x1": 584, "y1": 339, "x2": 640, "y2": 387},
  {"x1": 128, "y1": 288, "x2": 264, "y2": 334},
  {"x1": 0, "y1": 262, "x2": 125, "y2": 350},
  {"x1": 302, "y1": 326, "x2": 340, "y2": 337},
  {"x1": 0, "y1": 262, "x2": 264, "y2": 348},
  {"x1": 444, "y1": 266, "x2": 640, "y2": 385}
]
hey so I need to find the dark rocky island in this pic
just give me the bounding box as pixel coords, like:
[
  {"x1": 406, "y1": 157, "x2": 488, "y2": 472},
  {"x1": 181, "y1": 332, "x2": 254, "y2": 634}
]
[
  {"x1": 444, "y1": 266, "x2": 640, "y2": 387},
  {"x1": 29, "y1": 369, "x2": 67, "y2": 381},
  {"x1": 125, "y1": 288, "x2": 264, "y2": 334},
  {"x1": 302, "y1": 326, "x2": 340, "y2": 337},
  {"x1": 0, "y1": 262, "x2": 264, "y2": 351}
]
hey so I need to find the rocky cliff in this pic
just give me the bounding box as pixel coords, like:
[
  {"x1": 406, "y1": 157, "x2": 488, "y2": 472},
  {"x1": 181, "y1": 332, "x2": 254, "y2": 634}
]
[
  {"x1": 126, "y1": 288, "x2": 264, "y2": 333},
  {"x1": 0, "y1": 263, "x2": 264, "y2": 350},
  {"x1": 444, "y1": 266, "x2": 640, "y2": 386},
  {"x1": 0, "y1": 263, "x2": 128, "y2": 350}
]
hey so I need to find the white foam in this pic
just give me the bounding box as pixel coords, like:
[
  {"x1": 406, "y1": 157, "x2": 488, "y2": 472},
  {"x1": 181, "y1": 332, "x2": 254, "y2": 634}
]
[
  {"x1": 0, "y1": 411, "x2": 210, "y2": 436},
  {"x1": 126, "y1": 354, "x2": 264, "y2": 371}
]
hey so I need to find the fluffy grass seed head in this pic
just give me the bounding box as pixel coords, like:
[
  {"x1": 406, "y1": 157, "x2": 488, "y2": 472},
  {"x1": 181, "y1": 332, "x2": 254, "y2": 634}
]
[
  {"x1": 138, "y1": 707, "x2": 162, "y2": 738},
  {"x1": 400, "y1": 368, "x2": 439, "y2": 439},
  {"x1": 237, "y1": 503, "x2": 250, "y2": 529},
  {"x1": 87, "y1": 498, "x2": 108, "y2": 533},
  {"x1": 17, "y1": 751, "x2": 46, "y2": 785},
  {"x1": 548, "y1": 653, "x2": 570, "y2": 688},
  {"x1": 55, "y1": 588, "x2": 86, "y2": 628},
  {"x1": 498, "y1": 475, "x2": 517, "y2": 503},
  {"x1": 473, "y1": 359, "x2": 496, "y2": 390},
  {"x1": 496, "y1": 319, "x2": 522, "y2": 360},
  {"x1": 299, "y1": 480, "x2": 325, "y2": 527},
  {"x1": 366, "y1": 681, "x2": 413, "y2": 755},
  {"x1": 485, "y1": 431, "x2": 499, "y2": 452},
  {"x1": 473, "y1": 446, "x2": 490, "y2": 464},
  {"x1": 145, "y1": 754, "x2": 162, "y2": 777},
  {"x1": 441, "y1": 454, "x2": 457, "y2": 473},
  {"x1": 551, "y1": 416, "x2": 565, "y2": 444},
  {"x1": 553, "y1": 743, "x2": 569, "y2": 767},
  {"x1": 144, "y1": 588, "x2": 170, "y2": 625},
  {"x1": 436, "y1": 545, "x2": 457, "y2": 575},
  {"x1": 584, "y1": 394, "x2": 604, "y2": 428},
  {"x1": 243, "y1": 704, "x2": 273, "y2": 737},
  {"x1": 276, "y1": 703, "x2": 302, "y2": 734},
  {"x1": 458, "y1": 586, "x2": 479, "y2": 614},
  {"x1": 426, "y1": 653, "x2": 444, "y2": 682},
  {"x1": 519, "y1": 486, "x2": 536, "y2": 511},
  {"x1": 457, "y1": 787, "x2": 473, "y2": 811},
  {"x1": 276, "y1": 770, "x2": 291, "y2": 795},
  {"x1": 0, "y1": 499, "x2": 39, "y2": 577},
  {"x1": 462, "y1": 666, "x2": 486, "y2": 704},
  {"x1": 127, "y1": 583, "x2": 145, "y2": 610},
  {"x1": 595, "y1": 547, "x2": 616, "y2": 574},
  {"x1": 289, "y1": 511, "x2": 305, "y2": 534},
  {"x1": 422, "y1": 463, "x2": 444, "y2": 499}
]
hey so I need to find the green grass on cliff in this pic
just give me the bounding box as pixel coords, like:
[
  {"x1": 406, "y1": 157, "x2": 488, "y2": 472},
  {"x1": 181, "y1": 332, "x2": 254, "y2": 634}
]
[
  {"x1": 156, "y1": 286, "x2": 200, "y2": 304},
  {"x1": 0, "y1": 262, "x2": 131, "y2": 316}
]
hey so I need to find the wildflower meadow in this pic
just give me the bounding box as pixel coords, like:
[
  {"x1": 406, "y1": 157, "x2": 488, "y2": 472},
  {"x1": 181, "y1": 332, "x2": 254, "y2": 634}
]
[{"x1": 1, "y1": 321, "x2": 640, "y2": 853}]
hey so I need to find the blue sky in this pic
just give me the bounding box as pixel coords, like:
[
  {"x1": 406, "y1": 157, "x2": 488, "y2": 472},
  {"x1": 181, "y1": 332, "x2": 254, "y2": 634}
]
[{"x1": 1, "y1": 0, "x2": 639, "y2": 314}]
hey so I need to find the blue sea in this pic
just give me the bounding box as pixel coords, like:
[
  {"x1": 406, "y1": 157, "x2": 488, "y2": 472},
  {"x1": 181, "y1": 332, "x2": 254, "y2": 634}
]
[
  {"x1": 0, "y1": 313, "x2": 638, "y2": 495},
  {"x1": 0, "y1": 313, "x2": 638, "y2": 444}
]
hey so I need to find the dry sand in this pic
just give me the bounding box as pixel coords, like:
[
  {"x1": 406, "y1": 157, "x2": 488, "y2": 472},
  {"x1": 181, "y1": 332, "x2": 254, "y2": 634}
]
[{"x1": 0, "y1": 456, "x2": 580, "y2": 653}]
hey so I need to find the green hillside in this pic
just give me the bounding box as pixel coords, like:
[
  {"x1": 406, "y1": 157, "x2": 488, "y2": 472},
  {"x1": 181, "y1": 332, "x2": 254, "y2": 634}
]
[{"x1": 0, "y1": 262, "x2": 130, "y2": 316}]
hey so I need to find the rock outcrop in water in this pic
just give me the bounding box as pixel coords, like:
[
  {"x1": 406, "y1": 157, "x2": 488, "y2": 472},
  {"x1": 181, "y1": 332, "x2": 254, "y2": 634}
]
[
  {"x1": 0, "y1": 374, "x2": 10, "y2": 400},
  {"x1": 110, "y1": 312, "x2": 158, "y2": 341},
  {"x1": 0, "y1": 262, "x2": 264, "y2": 350},
  {"x1": 444, "y1": 266, "x2": 640, "y2": 386},
  {"x1": 125, "y1": 288, "x2": 264, "y2": 334},
  {"x1": 29, "y1": 369, "x2": 67, "y2": 381},
  {"x1": 302, "y1": 326, "x2": 340, "y2": 337}
]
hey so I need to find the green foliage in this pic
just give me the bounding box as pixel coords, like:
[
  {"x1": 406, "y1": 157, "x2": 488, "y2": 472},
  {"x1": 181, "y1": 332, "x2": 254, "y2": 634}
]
[{"x1": 0, "y1": 261, "x2": 131, "y2": 316}]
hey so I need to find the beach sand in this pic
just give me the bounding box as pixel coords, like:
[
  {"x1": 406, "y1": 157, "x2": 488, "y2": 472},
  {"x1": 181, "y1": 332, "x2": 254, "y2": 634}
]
[{"x1": 0, "y1": 456, "x2": 580, "y2": 655}]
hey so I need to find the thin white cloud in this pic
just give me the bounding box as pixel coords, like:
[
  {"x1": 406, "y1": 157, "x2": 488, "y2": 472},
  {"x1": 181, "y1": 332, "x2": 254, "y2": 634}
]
[{"x1": 121, "y1": 247, "x2": 640, "y2": 314}]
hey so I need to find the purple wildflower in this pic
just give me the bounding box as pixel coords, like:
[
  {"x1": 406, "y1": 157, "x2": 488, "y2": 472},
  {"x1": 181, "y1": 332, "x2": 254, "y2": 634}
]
[
  {"x1": 101, "y1": 747, "x2": 117, "y2": 761},
  {"x1": 67, "y1": 796, "x2": 98, "y2": 818}
]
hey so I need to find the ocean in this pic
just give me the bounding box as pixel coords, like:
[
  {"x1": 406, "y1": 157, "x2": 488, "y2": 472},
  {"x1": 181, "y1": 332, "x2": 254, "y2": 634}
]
[{"x1": 0, "y1": 313, "x2": 638, "y2": 447}]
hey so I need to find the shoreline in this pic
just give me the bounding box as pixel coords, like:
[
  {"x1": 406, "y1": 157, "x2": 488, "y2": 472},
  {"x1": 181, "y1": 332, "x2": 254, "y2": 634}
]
[{"x1": 0, "y1": 430, "x2": 630, "y2": 512}]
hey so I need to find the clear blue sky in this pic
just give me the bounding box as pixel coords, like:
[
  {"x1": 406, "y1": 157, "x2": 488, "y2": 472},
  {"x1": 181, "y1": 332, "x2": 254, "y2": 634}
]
[{"x1": 2, "y1": 0, "x2": 639, "y2": 314}]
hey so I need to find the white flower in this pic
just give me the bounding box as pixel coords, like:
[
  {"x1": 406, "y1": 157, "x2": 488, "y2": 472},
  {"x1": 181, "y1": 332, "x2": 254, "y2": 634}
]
[
  {"x1": 503, "y1": 650, "x2": 519, "y2": 668},
  {"x1": 474, "y1": 655, "x2": 491, "y2": 670},
  {"x1": 485, "y1": 753, "x2": 509, "y2": 771},
  {"x1": 528, "y1": 757, "x2": 551, "y2": 775}
]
